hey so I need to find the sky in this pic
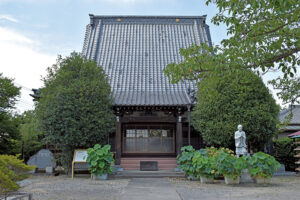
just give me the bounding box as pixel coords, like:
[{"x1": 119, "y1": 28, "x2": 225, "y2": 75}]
[{"x1": 0, "y1": 0, "x2": 286, "y2": 113}]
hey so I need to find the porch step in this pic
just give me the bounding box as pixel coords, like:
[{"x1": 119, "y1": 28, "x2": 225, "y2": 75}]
[
  {"x1": 121, "y1": 157, "x2": 178, "y2": 170},
  {"x1": 114, "y1": 170, "x2": 184, "y2": 178}
]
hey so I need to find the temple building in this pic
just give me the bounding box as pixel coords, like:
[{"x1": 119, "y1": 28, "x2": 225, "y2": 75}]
[{"x1": 82, "y1": 15, "x2": 213, "y2": 170}]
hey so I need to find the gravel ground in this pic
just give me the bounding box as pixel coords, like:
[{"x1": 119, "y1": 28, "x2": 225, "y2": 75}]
[
  {"x1": 20, "y1": 175, "x2": 129, "y2": 200},
  {"x1": 170, "y1": 176, "x2": 300, "y2": 200},
  {"x1": 17, "y1": 175, "x2": 300, "y2": 200}
]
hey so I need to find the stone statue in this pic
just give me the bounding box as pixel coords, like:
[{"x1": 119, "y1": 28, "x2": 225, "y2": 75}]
[{"x1": 234, "y1": 125, "x2": 247, "y2": 157}]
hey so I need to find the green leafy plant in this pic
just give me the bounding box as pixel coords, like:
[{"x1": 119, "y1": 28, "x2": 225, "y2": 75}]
[
  {"x1": 0, "y1": 155, "x2": 36, "y2": 197},
  {"x1": 246, "y1": 152, "x2": 281, "y2": 179},
  {"x1": 215, "y1": 151, "x2": 247, "y2": 180},
  {"x1": 192, "y1": 149, "x2": 216, "y2": 178},
  {"x1": 177, "y1": 146, "x2": 196, "y2": 177},
  {"x1": 86, "y1": 144, "x2": 114, "y2": 176}
]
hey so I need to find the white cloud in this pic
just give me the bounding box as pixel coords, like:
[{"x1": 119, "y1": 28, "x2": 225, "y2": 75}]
[
  {"x1": 0, "y1": 14, "x2": 18, "y2": 23},
  {"x1": 0, "y1": 26, "x2": 56, "y2": 113}
]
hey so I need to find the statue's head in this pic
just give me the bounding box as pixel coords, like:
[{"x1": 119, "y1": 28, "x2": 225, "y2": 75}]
[{"x1": 237, "y1": 124, "x2": 243, "y2": 131}]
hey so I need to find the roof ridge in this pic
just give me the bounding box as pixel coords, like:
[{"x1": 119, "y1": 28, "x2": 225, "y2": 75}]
[{"x1": 89, "y1": 14, "x2": 207, "y2": 19}]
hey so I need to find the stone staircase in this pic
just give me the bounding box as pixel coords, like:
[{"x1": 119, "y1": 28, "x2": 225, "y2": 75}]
[{"x1": 120, "y1": 157, "x2": 178, "y2": 170}]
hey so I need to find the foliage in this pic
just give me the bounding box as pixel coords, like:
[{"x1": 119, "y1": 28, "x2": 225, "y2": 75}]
[
  {"x1": 163, "y1": 0, "x2": 299, "y2": 105},
  {"x1": 0, "y1": 73, "x2": 20, "y2": 111},
  {"x1": 36, "y1": 52, "x2": 115, "y2": 173},
  {"x1": 19, "y1": 111, "x2": 44, "y2": 161},
  {"x1": 273, "y1": 137, "x2": 295, "y2": 171},
  {"x1": 0, "y1": 73, "x2": 21, "y2": 155},
  {"x1": 215, "y1": 151, "x2": 247, "y2": 180},
  {"x1": 269, "y1": 76, "x2": 300, "y2": 105},
  {"x1": 246, "y1": 152, "x2": 281, "y2": 178},
  {"x1": 177, "y1": 146, "x2": 197, "y2": 177},
  {"x1": 0, "y1": 154, "x2": 35, "y2": 196},
  {"x1": 0, "y1": 114, "x2": 22, "y2": 155},
  {"x1": 205, "y1": 146, "x2": 234, "y2": 157},
  {"x1": 191, "y1": 70, "x2": 279, "y2": 151},
  {"x1": 86, "y1": 144, "x2": 114, "y2": 176},
  {"x1": 178, "y1": 146, "x2": 236, "y2": 178},
  {"x1": 192, "y1": 149, "x2": 216, "y2": 178}
]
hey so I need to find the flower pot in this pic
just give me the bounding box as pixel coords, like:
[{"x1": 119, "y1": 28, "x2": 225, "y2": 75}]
[
  {"x1": 200, "y1": 176, "x2": 214, "y2": 184},
  {"x1": 187, "y1": 175, "x2": 199, "y2": 181},
  {"x1": 93, "y1": 173, "x2": 108, "y2": 180},
  {"x1": 224, "y1": 176, "x2": 240, "y2": 185},
  {"x1": 255, "y1": 177, "x2": 271, "y2": 184}
]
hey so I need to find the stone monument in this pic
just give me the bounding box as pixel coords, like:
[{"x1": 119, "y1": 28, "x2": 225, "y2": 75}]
[
  {"x1": 234, "y1": 124, "x2": 247, "y2": 157},
  {"x1": 27, "y1": 149, "x2": 56, "y2": 172}
]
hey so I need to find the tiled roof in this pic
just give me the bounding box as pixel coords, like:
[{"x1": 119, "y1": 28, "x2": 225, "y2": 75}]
[
  {"x1": 82, "y1": 15, "x2": 212, "y2": 106},
  {"x1": 279, "y1": 105, "x2": 300, "y2": 124}
]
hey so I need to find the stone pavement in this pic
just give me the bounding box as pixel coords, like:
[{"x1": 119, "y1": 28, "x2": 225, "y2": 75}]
[{"x1": 118, "y1": 178, "x2": 181, "y2": 200}]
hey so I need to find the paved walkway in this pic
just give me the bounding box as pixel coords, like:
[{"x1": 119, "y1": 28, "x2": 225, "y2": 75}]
[{"x1": 118, "y1": 178, "x2": 181, "y2": 200}]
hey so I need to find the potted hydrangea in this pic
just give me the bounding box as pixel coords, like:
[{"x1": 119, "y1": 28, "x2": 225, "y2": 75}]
[
  {"x1": 192, "y1": 149, "x2": 216, "y2": 183},
  {"x1": 177, "y1": 146, "x2": 198, "y2": 180},
  {"x1": 246, "y1": 152, "x2": 280, "y2": 184},
  {"x1": 215, "y1": 151, "x2": 247, "y2": 184},
  {"x1": 86, "y1": 144, "x2": 114, "y2": 180}
]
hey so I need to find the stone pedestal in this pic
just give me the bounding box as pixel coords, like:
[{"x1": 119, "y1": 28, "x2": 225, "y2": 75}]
[
  {"x1": 240, "y1": 169, "x2": 255, "y2": 183},
  {"x1": 113, "y1": 165, "x2": 123, "y2": 172},
  {"x1": 45, "y1": 166, "x2": 54, "y2": 174}
]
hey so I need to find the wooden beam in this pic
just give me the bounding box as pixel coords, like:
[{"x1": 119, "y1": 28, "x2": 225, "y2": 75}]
[
  {"x1": 115, "y1": 116, "x2": 121, "y2": 165},
  {"x1": 176, "y1": 116, "x2": 183, "y2": 155}
]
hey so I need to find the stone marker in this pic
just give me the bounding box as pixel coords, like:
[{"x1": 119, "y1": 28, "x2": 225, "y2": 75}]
[
  {"x1": 240, "y1": 169, "x2": 255, "y2": 183},
  {"x1": 27, "y1": 149, "x2": 56, "y2": 170},
  {"x1": 46, "y1": 166, "x2": 54, "y2": 174}
]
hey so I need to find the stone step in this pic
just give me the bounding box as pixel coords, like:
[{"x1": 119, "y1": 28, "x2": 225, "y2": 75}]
[
  {"x1": 121, "y1": 160, "x2": 177, "y2": 164},
  {"x1": 114, "y1": 170, "x2": 184, "y2": 178},
  {"x1": 121, "y1": 157, "x2": 177, "y2": 170},
  {"x1": 121, "y1": 164, "x2": 177, "y2": 170}
]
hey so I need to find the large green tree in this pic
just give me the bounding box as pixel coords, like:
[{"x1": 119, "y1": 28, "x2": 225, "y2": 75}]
[
  {"x1": 164, "y1": 0, "x2": 299, "y2": 104},
  {"x1": 0, "y1": 73, "x2": 21, "y2": 155},
  {"x1": 36, "y1": 52, "x2": 115, "y2": 172},
  {"x1": 192, "y1": 70, "x2": 279, "y2": 152}
]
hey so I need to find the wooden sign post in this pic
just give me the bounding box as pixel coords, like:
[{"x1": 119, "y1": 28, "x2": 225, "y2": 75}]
[{"x1": 72, "y1": 149, "x2": 91, "y2": 179}]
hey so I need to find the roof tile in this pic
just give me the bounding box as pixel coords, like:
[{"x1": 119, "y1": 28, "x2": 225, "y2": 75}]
[{"x1": 82, "y1": 15, "x2": 212, "y2": 106}]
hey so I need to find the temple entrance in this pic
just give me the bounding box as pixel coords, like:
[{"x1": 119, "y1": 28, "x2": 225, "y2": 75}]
[{"x1": 122, "y1": 124, "x2": 175, "y2": 154}]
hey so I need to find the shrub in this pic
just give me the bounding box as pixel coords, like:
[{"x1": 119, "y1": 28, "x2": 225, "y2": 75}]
[
  {"x1": 86, "y1": 144, "x2": 114, "y2": 176},
  {"x1": 215, "y1": 151, "x2": 247, "y2": 180},
  {"x1": 273, "y1": 137, "x2": 295, "y2": 171},
  {"x1": 246, "y1": 152, "x2": 280, "y2": 178},
  {"x1": 177, "y1": 146, "x2": 197, "y2": 178},
  {"x1": 0, "y1": 155, "x2": 35, "y2": 197},
  {"x1": 192, "y1": 149, "x2": 216, "y2": 178}
]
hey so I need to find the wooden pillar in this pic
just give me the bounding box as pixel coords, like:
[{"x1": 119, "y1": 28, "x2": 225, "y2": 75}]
[
  {"x1": 176, "y1": 116, "x2": 183, "y2": 155},
  {"x1": 115, "y1": 116, "x2": 121, "y2": 165}
]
